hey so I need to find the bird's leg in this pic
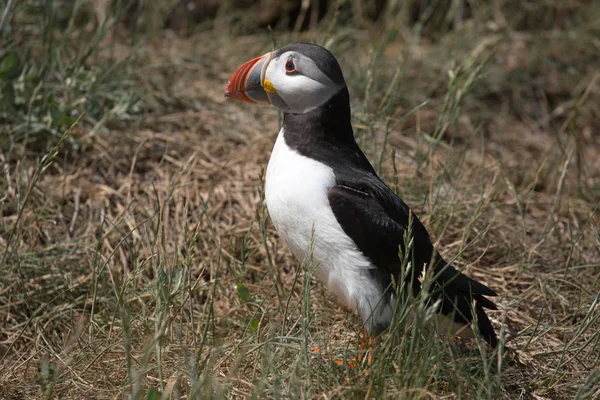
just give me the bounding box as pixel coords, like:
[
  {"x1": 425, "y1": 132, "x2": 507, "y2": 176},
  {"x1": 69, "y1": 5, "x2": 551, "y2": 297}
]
[
  {"x1": 334, "y1": 329, "x2": 374, "y2": 368},
  {"x1": 312, "y1": 347, "x2": 359, "y2": 368},
  {"x1": 312, "y1": 330, "x2": 376, "y2": 370},
  {"x1": 358, "y1": 329, "x2": 377, "y2": 367}
]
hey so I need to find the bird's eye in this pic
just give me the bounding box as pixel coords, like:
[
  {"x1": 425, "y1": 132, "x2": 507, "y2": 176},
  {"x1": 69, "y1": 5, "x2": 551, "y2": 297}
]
[{"x1": 285, "y1": 59, "x2": 297, "y2": 74}]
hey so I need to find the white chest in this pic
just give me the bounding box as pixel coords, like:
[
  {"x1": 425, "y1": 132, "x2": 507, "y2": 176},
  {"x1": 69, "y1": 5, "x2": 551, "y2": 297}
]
[
  {"x1": 264, "y1": 129, "x2": 392, "y2": 331},
  {"x1": 265, "y1": 131, "x2": 338, "y2": 261}
]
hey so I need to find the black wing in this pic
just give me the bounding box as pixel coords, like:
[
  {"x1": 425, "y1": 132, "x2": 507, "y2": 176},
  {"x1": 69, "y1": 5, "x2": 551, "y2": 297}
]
[{"x1": 328, "y1": 176, "x2": 498, "y2": 347}]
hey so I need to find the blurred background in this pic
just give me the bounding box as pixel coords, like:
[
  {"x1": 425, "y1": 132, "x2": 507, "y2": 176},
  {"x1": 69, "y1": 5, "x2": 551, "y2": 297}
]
[
  {"x1": 1, "y1": 1, "x2": 599, "y2": 399},
  {"x1": 2, "y1": 0, "x2": 599, "y2": 151}
]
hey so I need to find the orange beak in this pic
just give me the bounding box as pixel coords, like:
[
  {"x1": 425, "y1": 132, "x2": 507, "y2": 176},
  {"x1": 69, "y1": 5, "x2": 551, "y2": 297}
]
[{"x1": 225, "y1": 52, "x2": 273, "y2": 104}]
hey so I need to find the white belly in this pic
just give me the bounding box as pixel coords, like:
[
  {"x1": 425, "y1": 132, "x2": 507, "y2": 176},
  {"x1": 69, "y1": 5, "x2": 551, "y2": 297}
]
[{"x1": 264, "y1": 129, "x2": 392, "y2": 331}]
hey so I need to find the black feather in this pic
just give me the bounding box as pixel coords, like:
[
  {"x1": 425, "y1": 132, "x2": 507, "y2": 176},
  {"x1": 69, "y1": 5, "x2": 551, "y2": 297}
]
[{"x1": 476, "y1": 302, "x2": 498, "y2": 348}]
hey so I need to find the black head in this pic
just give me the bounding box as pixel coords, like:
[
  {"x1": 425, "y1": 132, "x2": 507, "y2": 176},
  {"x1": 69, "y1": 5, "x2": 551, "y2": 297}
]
[{"x1": 225, "y1": 42, "x2": 347, "y2": 114}]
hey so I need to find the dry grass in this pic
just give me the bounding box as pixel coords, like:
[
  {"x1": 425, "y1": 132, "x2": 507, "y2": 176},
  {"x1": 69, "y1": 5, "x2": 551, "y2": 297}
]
[{"x1": 1, "y1": 1, "x2": 600, "y2": 399}]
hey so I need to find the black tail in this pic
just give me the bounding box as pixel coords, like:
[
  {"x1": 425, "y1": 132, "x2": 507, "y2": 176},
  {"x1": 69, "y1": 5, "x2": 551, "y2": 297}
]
[
  {"x1": 475, "y1": 299, "x2": 498, "y2": 348},
  {"x1": 434, "y1": 260, "x2": 499, "y2": 348}
]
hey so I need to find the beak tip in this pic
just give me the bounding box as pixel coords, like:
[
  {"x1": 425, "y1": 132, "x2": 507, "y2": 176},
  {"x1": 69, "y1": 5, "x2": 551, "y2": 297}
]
[
  {"x1": 223, "y1": 89, "x2": 255, "y2": 103},
  {"x1": 224, "y1": 84, "x2": 236, "y2": 99}
]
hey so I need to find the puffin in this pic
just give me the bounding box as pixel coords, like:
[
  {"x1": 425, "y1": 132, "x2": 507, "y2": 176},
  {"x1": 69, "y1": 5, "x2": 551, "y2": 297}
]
[{"x1": 224, "y1": 43, "x2": 498, "y2": 348}]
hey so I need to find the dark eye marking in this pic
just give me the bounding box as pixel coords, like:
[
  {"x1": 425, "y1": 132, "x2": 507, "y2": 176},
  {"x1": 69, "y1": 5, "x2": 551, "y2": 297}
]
[{"x1": 285, "y1": 58, "x2": 297, "y2": 74}]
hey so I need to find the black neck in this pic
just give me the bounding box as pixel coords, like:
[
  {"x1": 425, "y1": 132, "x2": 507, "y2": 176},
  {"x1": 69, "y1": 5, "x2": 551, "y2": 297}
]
[
  {"x1": 280, "y1": 86, "x2": 376, "y2": 176},
  {"x1": 282, "y1": 86, "x2": 354, "y2": 145}
]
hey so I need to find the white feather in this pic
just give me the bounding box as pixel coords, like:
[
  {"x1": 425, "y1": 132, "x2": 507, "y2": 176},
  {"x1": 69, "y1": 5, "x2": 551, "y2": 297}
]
[{"x1": 265, "y1": 129, "x2": 393, "y2": 331}]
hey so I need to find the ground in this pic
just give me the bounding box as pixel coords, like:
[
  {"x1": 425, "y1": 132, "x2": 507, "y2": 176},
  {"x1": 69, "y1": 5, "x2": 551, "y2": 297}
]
[{"x1": 0, "y1": 2, "x2": 599, "y2": 399}]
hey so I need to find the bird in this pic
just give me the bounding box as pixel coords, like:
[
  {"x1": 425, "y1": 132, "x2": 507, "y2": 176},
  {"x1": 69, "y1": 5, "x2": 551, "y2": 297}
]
[{"x1": 224, "y1": 42, "x2": 498, "y2": 351}]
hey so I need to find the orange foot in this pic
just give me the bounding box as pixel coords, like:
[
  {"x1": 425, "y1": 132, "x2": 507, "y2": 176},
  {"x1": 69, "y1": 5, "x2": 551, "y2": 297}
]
[{"x1": 313, "y1": 329, "x2": 376, "y2": 370}]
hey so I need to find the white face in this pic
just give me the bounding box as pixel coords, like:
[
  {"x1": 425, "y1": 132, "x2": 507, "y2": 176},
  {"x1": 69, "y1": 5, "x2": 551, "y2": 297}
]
[{"x1": 264, "y1": 51, "x2": 344, "y2": 114}]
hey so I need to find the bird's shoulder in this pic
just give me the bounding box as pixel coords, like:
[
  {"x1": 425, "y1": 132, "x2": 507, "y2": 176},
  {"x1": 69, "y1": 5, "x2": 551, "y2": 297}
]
[{"x1": 330, "y1": 168, "x2": 428, "y2": 238}]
